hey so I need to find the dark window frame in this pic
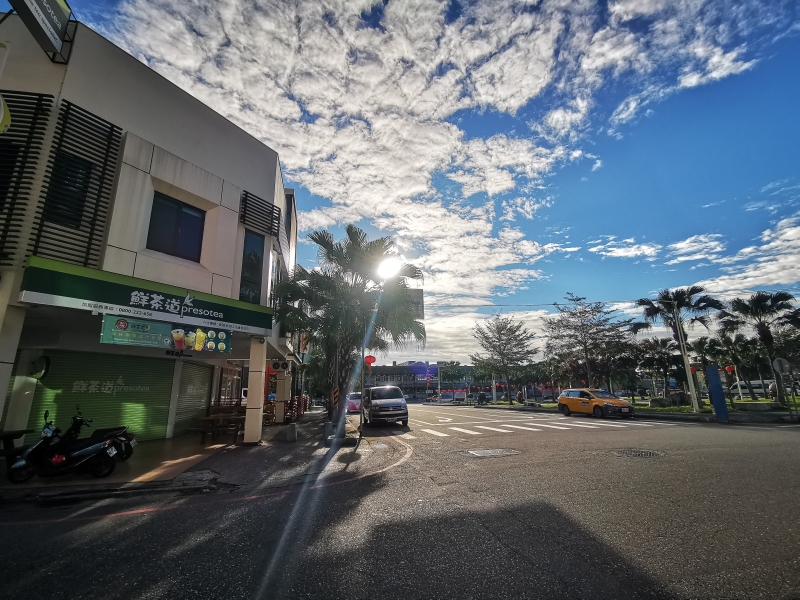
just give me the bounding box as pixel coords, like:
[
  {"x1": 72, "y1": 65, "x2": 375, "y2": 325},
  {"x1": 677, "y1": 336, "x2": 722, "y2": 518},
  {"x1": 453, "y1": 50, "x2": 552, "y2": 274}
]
[
  {"x1": 239, "y1": 229, "x2": 265, "y2": 304},
  {"x1": 146, "y1": 192, "x2": 206, "y2": 263}
]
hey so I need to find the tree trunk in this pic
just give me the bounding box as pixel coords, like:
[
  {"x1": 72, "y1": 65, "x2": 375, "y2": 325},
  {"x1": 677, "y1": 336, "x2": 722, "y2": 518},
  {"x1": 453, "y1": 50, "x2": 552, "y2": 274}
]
[{"x1": 744, "y1": 378, "x2": 758, "y2": 402}]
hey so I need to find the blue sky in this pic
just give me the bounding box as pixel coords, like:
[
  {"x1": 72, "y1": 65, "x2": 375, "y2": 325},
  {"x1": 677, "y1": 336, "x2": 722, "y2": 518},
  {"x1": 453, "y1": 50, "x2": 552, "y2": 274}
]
[{"x1": 8, "y1": 0, "x2": 800, "y2": 362}]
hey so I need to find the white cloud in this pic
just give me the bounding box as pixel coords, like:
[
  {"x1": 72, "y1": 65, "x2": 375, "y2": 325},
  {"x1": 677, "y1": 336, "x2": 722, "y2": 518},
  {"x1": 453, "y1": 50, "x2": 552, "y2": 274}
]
[
  {"x1": 591, "y1": 159, "x2": 602, "y2": 171},
  {"x1": 588, "y1": 238, "x2": 662, "y2": 260},
  {"x1": 696, "y1": 214, "x2": 800, "y2": 295},
  {"x1": 500, "y1": 197, "x2": 553, "y2": 221},
  {"x1": 665, "y1": 234, "x2": 725, "y2": 264}
]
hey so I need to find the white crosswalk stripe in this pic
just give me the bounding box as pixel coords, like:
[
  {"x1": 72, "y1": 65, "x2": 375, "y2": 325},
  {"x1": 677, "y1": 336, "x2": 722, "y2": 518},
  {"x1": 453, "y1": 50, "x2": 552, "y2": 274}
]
[
  {"x1": 449, "y1": 427, "x2": 482, "y2": 435},
  {"x1": 572, "y1": 420, "x2": 627, "y2": 428},
  {"x1": 558, "y1": 422, "x2": 600, "y2": 429},
  {"x1": 503, "y1": 424, "x2": 543, "y2": 432},
  {"x1": 474, "y1": 425, "x2": 515, "y2": 433},
  {"x1": 421, "y1": 429, "x2": 449, "y2": 437},
  {"x1": 531, "y1": 423, "x2": 572, "y2": 430}
]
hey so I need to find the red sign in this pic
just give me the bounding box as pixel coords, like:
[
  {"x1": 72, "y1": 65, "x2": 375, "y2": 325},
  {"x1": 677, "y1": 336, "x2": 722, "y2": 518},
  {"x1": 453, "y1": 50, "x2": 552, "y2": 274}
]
[{"x1": 364, "y1": 355, "x2": 376, "y2": 365}]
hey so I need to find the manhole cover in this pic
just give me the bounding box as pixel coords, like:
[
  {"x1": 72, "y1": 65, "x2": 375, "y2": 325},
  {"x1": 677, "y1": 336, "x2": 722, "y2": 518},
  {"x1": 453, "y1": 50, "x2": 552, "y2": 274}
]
[
  {"x1": 613, "y1": 448, "x2": 664, "y2": 459},
  {"x1": 467, "y1": 449, "x2": 521, "y2": 458}
]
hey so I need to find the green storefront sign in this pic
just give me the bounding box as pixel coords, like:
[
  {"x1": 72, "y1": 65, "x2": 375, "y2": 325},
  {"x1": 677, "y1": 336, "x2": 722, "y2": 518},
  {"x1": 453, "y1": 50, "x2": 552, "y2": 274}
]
[
  {"x1": 20, "y1": 256, "x2": 272, "y2": 335},
  {"x1": 101, "y1": 316, "x2": 232, "y2": 353}
]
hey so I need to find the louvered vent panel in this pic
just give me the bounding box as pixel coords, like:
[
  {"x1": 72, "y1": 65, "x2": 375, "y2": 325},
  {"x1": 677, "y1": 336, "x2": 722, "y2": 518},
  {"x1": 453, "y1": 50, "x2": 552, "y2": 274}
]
[
  {"x1": 0, "y1": 91, "x2": 54, "y2": 267},
  {"x1": 29, "y1": 101, "x2": 122, "y2": 268},
  {"x1": 240, "y1": 190, "x2": 281, "y2": 239}
]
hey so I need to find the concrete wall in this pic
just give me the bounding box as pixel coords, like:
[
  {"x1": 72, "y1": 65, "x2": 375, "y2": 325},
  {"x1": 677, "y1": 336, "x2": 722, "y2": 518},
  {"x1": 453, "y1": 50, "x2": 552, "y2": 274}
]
[{"x1": 0, "y1": 17, "x2": 280, "y2": 204}]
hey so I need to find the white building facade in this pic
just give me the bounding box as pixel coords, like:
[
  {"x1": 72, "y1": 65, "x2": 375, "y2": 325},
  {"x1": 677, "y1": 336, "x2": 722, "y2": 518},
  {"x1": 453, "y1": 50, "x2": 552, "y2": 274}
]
[{"x1": 0, "y1": 15, "x2": 297, "y2": 444}]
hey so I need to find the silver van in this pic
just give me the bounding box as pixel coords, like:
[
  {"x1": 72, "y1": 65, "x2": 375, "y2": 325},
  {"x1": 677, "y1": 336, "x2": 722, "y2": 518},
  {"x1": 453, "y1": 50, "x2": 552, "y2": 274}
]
[{"x1": 362, "y1": 386, "x2": 408, "y2": 426}]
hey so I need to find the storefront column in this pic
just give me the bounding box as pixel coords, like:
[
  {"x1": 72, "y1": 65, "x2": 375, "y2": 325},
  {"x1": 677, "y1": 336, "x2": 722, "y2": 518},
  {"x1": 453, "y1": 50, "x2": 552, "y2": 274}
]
[
  {"x1": 0, "y1": 305, "x2": 26, "y2": 427},
  {"x1": 244, "y1": 337, "x2": 267, "y2": 443},
  {"x1": 165, "y1": 360, "x2": 183, "y2": 439},
  {"x1": 3, "y1": 350, "x2": 38, "y2": 442}
]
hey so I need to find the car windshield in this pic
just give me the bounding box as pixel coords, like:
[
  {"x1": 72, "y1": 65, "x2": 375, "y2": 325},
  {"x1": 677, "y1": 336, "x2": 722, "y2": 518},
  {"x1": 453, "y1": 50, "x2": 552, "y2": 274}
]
[
  {"x1": 348, "y1": 393, "x2": 361, "y2": 399},
  {"x1": 592, "y1": 391, "x2": 619, "y2": 399},
  {"x1": 371, "y1": 387, "x2": 403, "y2": 400}
]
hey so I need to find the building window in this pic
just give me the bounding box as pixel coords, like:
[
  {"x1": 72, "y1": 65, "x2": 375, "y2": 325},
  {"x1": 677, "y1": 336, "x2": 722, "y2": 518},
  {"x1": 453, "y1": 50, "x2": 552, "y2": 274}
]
[
  {"x1": 42, "y1": 152, "x2": 93, "y2": 228},
  {"x1": 146, "y1": 192, "x2": 205, "y2": 262},
  {"x1": 239, "y1": 230, "x2": 265, "y2": 304}
]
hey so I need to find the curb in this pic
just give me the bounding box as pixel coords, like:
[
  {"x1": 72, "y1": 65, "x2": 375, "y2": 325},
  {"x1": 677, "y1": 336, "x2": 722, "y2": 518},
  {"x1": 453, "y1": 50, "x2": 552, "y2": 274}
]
[{"x1": 0, "y1": 482, "x2": 208, "y2": 505}]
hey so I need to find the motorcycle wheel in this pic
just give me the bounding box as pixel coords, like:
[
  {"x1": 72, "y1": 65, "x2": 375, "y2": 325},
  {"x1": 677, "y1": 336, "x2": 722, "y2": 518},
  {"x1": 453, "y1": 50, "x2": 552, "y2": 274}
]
[
  {"x1": 7, "y1": 465, "x2": 35, "y2": 483},
  {"x1": 119, "y1": 443, "x2": 133, "y2": 461},
  {"x1": 90, "y1": 454, "x2": 116, "y2": 478}
]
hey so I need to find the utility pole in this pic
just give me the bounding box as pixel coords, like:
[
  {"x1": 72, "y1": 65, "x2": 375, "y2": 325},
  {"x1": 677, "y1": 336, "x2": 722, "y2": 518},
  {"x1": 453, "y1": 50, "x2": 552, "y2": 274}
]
[{"x1": 672, "y1": 304, "x2": 700, "y2": 413}]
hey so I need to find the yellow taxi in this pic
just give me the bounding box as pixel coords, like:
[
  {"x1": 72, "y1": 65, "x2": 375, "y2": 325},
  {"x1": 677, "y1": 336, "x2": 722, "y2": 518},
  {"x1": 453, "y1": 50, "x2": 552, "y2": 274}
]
[{"x1": 557, "y1": 388, "x2": 635, "y2": 419}]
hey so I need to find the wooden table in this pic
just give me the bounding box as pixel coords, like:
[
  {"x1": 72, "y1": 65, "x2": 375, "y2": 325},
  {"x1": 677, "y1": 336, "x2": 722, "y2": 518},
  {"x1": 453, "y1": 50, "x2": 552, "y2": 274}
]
[
  {"x1": 193, "y1": 416, "x2": 245, "y2": 444},
  {"x1": 0, "y1": 429, "x2": 34, "y2": 471}
]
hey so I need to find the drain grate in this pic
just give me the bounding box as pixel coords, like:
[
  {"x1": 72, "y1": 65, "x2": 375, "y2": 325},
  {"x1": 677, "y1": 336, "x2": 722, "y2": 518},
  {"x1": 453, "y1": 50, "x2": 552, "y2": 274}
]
[
  {"x1": 467, "y1": 449, "x2": 521, "y2": 458},
  {"x1": 613, "y1": 448, "x2": 664, "y2": 459}
]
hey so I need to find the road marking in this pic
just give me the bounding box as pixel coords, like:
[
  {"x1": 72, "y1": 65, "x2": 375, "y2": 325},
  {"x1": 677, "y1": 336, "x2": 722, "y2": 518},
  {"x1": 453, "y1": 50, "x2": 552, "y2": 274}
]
[
  {"x1": 449, "y1": 427, "x2": 482, "y2": 435},
  {"x1": 558, "y1": 422, "x2": 600, "y2": 429},
  {"x1": 421, "y1": 429, "x2": 450, "y2": 437},
  {"x1": 532, "y1": 423, "x2": 572, "y2": 430},
  {"x1": 409, "y1": 418, "x2": 437, "y2": 426},
  {"x1": 573, "y1": 421, "x2": 627, "y2": 428},
  {"x1": 397, "y1": 433, "x2": 416, "y2": 439},
  {"x1": 777, "y1": 424, "x2": 800, "y2": 428},
  {"x1": 474, "y1": 425, "x2": 514, "y2": 433},
  {"x1": 617, "y1": 421, "x2": 654, "y2": 426},
  {"x1": 503, "y1": 424, "x2": 542, "y2": 432}
]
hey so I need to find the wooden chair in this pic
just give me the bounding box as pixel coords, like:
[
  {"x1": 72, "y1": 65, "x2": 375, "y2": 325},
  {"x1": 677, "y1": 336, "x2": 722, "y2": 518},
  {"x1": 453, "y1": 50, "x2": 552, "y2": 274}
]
[{"x1": 263, "y1": 404, "x2": 276, "y2": 426}]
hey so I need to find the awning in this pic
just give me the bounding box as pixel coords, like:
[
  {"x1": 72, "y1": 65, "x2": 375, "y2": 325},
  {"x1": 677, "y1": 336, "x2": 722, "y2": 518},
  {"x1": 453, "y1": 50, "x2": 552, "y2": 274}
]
[{"x1": 19, "y1": 256, "x2": 272, "y2": 335}]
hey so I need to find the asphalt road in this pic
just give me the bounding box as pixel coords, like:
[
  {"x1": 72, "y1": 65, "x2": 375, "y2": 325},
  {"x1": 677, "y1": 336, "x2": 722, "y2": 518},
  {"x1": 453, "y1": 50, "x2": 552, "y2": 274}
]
[{"x1": 1, "y1": 405, "x2": 799, "y2": 600}]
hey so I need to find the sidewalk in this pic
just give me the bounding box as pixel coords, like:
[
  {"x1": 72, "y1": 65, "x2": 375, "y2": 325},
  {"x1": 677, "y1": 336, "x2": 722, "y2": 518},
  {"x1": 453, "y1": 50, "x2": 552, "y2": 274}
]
[{"x1": 0, "y1": 409, "x2": 330, "y2": 504}]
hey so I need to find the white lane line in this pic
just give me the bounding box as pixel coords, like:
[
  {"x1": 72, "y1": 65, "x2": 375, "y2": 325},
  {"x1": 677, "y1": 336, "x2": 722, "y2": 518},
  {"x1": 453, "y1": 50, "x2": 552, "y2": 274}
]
[
  {"x1": 573, "y1": 420, "x2": 627, "y2": 428},
  {"x1": 559, "y1": 422, "x2": 600, "y2": 429},
  {"x1": 618, "y1": 421, "x2": 654, "y2": 426},
  {"x1": 777, "y1": 424, "x2": 800, "y2": 428},
  {"x1": 397, "y1": 433, "x2": 416, "y2": 439},
  {"x1": 420, "y1": 429, "x2": 449, "y2": 437},
  {"x1": 409, "y1": 418, "x2": 436, "y2": 426},
  {"x1": 503, "y1": 424, "x2": 542, "y2": 432},
  {"x1": 474, "y1": 425, "x2": 514, "y2": 433},
  {"x1": 533, "y1": 423, "x2": 572, "y2": 430},
  {"x1": 449, "y1": 427, "x2": 482, "y2": 435}
]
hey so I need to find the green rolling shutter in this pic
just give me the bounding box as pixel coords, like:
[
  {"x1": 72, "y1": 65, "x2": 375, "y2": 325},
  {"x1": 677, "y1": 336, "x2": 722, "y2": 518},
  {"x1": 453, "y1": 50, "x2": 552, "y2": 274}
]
[
  {"x1": 25, "y1": 350, "x2": 174, "y2": 444},
  {"x1": 174, "y1": 362, "x2": 213, "y2": 435}
]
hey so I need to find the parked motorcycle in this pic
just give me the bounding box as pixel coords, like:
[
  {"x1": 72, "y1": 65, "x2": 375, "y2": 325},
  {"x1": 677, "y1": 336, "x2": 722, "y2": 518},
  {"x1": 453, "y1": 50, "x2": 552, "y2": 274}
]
[
  {"x1": 90, "y1": 426, "x2": 137, "y2": 461},
  {"x1": 7, "y1": 410, "x2": 118, "y2": 483}
]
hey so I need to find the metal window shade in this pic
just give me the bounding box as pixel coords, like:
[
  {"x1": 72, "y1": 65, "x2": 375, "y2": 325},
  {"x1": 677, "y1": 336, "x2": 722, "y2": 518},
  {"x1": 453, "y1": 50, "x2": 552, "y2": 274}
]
[
  {"x1": 174, "y1": 362, "x2": 213, "y2": 436},
  {"x1": 239, "y1": 190, "x2": 281, "y2": 239},
  {"x1": 29, "y1": 101, "x2": 122, "y2": 268},
  {"x1": 0, "y1": 91, "x2": 55, "y2": 267},
  {"x1": 24, "y1": 351, "x2": 174, "y2": 444}
]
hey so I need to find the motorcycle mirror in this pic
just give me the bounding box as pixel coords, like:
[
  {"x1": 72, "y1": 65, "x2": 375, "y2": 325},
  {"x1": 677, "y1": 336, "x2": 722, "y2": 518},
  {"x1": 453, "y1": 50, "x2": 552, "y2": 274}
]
[
  {"x1": 44, "y1": 409, "x2": 49, "y2": 421},
  {"x1": 75, "y1": 404, "x2": 81, "y2": 414}
]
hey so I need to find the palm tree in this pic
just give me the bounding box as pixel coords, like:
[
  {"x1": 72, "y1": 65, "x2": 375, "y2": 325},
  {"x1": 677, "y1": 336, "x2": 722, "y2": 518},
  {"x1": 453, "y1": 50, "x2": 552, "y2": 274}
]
[
  {"x1": 708, "y1": 333, "x2": 758, "y2": 403},
  {"x1": 274, "y1": 225, "x2": 425, "y2": 418},
  {"x1": 633, "y1": 286, "x2": 723, "y2": 408},
  {"x1": 638, "y1": 337, "x2": 680, "y2": 400},
  {"x1": 717, "y1": 291, "x2": 800, "y2": 406}
]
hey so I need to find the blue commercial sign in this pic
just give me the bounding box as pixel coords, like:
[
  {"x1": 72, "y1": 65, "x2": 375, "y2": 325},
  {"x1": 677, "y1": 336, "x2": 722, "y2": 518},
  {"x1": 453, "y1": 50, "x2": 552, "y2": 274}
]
[{"x1": 706, "y1": 366, "x2": 730, "y2": 423}]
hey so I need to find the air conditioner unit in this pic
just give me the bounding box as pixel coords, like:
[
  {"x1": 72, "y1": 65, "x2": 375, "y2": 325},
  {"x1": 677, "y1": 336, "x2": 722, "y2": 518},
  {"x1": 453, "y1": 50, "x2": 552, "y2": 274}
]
[{"x1": 280, "y1": 361, "x2": 290, "y2": 371}]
